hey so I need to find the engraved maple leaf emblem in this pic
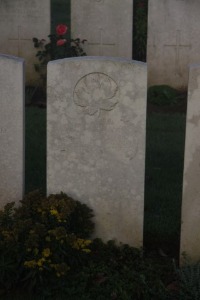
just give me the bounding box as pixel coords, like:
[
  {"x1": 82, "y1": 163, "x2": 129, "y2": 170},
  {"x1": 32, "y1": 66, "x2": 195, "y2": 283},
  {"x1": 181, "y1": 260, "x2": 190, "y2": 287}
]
[{"x1": 74, "y1": 73, "x2": 118, "y2": 115}]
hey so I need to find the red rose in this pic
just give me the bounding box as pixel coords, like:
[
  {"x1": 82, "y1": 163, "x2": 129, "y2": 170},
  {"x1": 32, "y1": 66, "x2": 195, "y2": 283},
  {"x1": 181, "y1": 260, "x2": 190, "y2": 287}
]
[
  {"x1": 56, "y1": 39, "x2": 67, "y2": 46},
  {"x1": 56, "y1": 24, "x2": 67, "y2": 36}
]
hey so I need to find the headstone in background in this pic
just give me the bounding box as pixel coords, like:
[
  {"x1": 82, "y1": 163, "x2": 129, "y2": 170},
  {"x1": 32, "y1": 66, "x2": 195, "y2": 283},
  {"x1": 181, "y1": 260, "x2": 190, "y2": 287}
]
[
  {"x1": 71, "y1": 0, "x2": 133, "y2": 59},
  {"x1": 147, "y1": 0, "x2": 200, "y2": 89},
  {"x1": 0, "y1": 54, "x2": 24, "y2": 207},
  {"x1": 47, "y1": 57, "x2": 147, "y2": 247},
  {"x1": 0, "y1": 0, "x2": 50, "y2": 85},
  {"x1": 180, "y1": 64, "x2": 200, "y2": 262}
]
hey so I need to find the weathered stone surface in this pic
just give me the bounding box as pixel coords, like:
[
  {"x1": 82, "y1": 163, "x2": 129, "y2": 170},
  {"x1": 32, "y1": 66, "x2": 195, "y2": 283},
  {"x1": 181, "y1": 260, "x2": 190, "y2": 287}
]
[
  {"x1": 71, "y1": 0, "x2": 133, "y2": 59},
  {"x1": 0, "y1": 54, "x2": 24, "y2": 207},
  {"x1": 47, "y1": 57, "x2": 147, "y2": 247},
  {"x1": 147, "y1": 0, "x2": 200, "y2": 89},
  {"x1": 180, "y1": 64, "x2": 200, "y2": 262},
  {"x1": 0, "y1": 0, "x2": 50, "y2": 84}
]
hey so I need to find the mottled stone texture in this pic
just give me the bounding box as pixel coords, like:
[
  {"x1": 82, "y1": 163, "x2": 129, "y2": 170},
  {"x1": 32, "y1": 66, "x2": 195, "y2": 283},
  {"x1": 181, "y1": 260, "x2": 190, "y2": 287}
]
[
  {"x1": 71, "y1": 0, "x2": 133, "y2": 59},
  {"x1": 147, "y1": 0, "x2": 200, "y2": 89},
  {"x1": 47, "y1": 57, "x2": 147, "y2": 247},
  {"x1": 180, "y1": 64, "x2": 200, "y2": 262},
  {"x1": 0, "y1": 0, "x2": 50, "y2": 84},
  {"x1": 0, "y1": 54, "x2": 24, "y2": 207}
]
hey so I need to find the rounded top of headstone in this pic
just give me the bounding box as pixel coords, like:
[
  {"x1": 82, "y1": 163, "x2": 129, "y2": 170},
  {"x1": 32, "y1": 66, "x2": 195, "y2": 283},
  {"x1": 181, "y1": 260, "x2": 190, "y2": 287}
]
[
  {"x1": 0, "y1": 53, "x2": 24, "y2": 63},
  {"x1": 48, "y1": 56, "x2": 147, "y2": 67}
]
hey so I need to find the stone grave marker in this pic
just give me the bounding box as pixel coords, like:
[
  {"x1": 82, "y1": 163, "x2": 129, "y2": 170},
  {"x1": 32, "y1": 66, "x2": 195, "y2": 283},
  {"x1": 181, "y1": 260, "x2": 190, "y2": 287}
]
[
  {"x1": 0, "y1": 0, "x2": 50, "y2": 84},
  {"x1": 0, "y1": 54, "x2": 24, "y2": 207},
  {"x1": 47, "y1": 57, "x2": 147, "y2": 247},
  {"x1": 180, "y1": 64, "x2": 200, "y2": 262},
  {"x1": 71, "y1": 0, "x2": 133, "y2": 59},
  {"x1": 147, "y1": 0, "x2": 200, "y2": 89}
]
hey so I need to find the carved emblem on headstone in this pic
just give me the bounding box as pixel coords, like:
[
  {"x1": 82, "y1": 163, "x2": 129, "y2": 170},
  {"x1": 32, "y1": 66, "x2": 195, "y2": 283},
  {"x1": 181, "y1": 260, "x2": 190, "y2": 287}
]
[{"x1": 74, "y1": 72, "x2": 118, "y2": 115}]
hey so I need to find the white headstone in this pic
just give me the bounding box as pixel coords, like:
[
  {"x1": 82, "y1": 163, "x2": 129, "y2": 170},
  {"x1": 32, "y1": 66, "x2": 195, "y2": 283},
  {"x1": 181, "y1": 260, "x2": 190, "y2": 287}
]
[
  {"x1": 71, "y1": 0, "x2": 133, "y2": 59},
  {"x1": 47, "y1": 56, "x2": 147, "y2": 247},
  {"x1": 0, "y1": 0, "x2": 50, "y2": 84},
  {"x1": 147, "y1": 0, "x2": 200, "y2": 89},
  {"x1": 180, "y1": 64, "x2": 200, "y2": 262},
  {"x1": 0, "y1": 54, "x2": 24, "y2": 207}
]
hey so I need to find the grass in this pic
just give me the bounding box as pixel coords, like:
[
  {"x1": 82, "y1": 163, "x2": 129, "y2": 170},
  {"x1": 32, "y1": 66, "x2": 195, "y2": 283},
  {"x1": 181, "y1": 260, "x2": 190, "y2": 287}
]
[
  {"x1": 25, "y1": 107, "x2": 46, "y2": 194},
  {"x1": 25, "y1": 106, "x2": 186, "y2": 259},
  {"x1": 144, "y1": 112, "x2": 186, "y2": 258}
]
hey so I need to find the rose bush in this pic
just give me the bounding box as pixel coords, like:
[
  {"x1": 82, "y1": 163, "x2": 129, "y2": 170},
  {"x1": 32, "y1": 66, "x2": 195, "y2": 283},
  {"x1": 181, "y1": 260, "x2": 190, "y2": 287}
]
[
  {"x1": 32, "y1": 24, "x2": 87, "y2": 97},
  {"x1": 33, "y1": 23, "x2": 86, "y2": 64}
]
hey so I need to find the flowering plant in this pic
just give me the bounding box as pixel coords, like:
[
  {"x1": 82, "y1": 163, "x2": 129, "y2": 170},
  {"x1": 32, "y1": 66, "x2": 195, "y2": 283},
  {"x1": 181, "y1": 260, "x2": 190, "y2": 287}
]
[
  {"x1": 0, "y1": 191, "x2": 94, "y2": 294},
  {"x1": 32, "y1": 24, "x2": 86, "y2": 94},
  {"x1": 33, "y1": 24, "x2": 86, "y2": 65}
]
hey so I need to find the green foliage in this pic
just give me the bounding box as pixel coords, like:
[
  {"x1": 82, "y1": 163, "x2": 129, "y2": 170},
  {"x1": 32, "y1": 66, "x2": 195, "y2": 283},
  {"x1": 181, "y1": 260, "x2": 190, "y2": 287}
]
[
  {"x1": 33, "y1": 24, "x2": 86, "y2": 74},
  {"x1": 0, "y1": 191, "x2": 176, "y2": 299},
  {"x1": 144, "y1": 112, "x2": 185, "y2": 256},
  {"x1": 32, "y1": 24, "x2": 86, "y2": 96},
  {"x1": 25, "y1": 107, "x2": 46, "y2": 194},
  {"x1": 33, "y1": 35, "x2": 86, "y2": 65},
  {"x1": 175, "y1": 261, "x2": 200, "y2": 300},
  {"x1": 60, "y1": 240, "x2": 172, "y2": 300},
  {"x1": 148, "y1": 85, "x2": 182, "y2": 106},
  {"x1": 0, "y1": 191, "x2": 94, "y2": 296}
]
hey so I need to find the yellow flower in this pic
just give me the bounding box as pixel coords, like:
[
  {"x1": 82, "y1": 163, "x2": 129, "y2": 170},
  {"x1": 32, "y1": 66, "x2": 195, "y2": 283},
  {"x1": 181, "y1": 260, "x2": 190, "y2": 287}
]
[
  {"x1": 37, "y1": 261, "x2": 42, "y2": 267},
  {"x1": 84, "y1": 240, "x2": 92, "y2": 246},
  {"x1": 24, "y1": 260, "x2": 37, "y2": 268},
  {"x1": 72, "y1": 238, "x2": 92, "y2": 249},
  {"x1": 37, "y1": 258, "x2": 45, "y2": 267},
  {"x1": 50, "y1": 209, "x2": 59, "y2": 216},
  {"x1": 42, "y1": 248, "x2": 51, "y2": 258},
  {"x1": 82, "y1": 248, "x2": 91, "y2": 253}
]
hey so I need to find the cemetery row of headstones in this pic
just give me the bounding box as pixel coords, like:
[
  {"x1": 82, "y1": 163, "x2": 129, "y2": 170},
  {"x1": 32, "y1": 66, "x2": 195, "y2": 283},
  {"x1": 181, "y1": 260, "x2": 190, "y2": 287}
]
[
  {"x1": 1, "y1": 0, "x2": 200, "y2": 89},
  {"x1": 1, "y1": 52, "x2": 200, "y2": 262},
  {"x1": 1, "y1": 0, "x2": 200, "y2": 261},
  {"x1": 0, "y1": 0, "x2": 50, "y2": 85}
]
